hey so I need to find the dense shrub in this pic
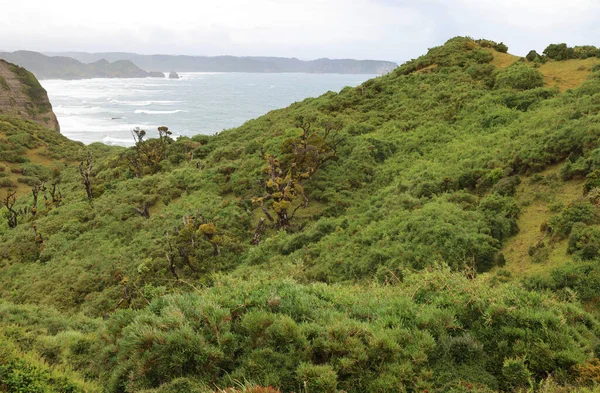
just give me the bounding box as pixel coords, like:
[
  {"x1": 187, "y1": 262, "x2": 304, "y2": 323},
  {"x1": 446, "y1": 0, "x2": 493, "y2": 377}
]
[
  {"x1": 568, "y1": 223, "x2": 600, "y2": 260},
  {"x1": 494, "y1": 42, "x2": 508, "y2": 53},
  {"x1": 494, "y1": 64, "x2": 545, "y2": 90},
  {"x1": 97, "y1": 276, "x2": 599, "y2": 393},
  {"x1": 544, "y1": 43, "x2": 575, "y2": 60},
  {"x1": 574, "y1": 46, "x2": 600, "y2": 59},
  {"x1": 526, "y1": 50, "x2": 541, "y2": 61},
  {"x1": 549, "y1": 201, "x2": 597, "y2": 237}
]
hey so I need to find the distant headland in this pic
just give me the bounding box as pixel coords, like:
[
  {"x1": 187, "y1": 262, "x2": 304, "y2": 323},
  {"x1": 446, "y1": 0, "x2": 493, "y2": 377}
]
[
  {"x1": 0, "y1": 51, "x2": 164, "y2": 80},
  {"x1": 44, "y1": 51, "x2": 398, "y2": 75}
]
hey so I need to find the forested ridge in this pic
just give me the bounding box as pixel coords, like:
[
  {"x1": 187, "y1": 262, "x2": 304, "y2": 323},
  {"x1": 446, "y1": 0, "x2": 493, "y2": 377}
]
[{"x1": 2, "y1": 37, "x2": 600, "y2": 392}]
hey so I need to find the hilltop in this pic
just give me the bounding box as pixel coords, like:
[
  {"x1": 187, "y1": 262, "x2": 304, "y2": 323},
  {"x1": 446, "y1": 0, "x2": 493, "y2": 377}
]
[
  {"x1": 45, "y1": 51, "x2": 398, "y2": 74},
  {"x1": 2, "y1": 38, "x2": 600, "y2": 392},
  {"x1": 0, "y1": 51, "x2": 165, "y2": 80}
]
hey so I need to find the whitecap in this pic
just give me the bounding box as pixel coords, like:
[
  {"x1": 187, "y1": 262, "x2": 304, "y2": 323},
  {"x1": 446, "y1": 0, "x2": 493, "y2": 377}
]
[
  {"x1": 54, "y1": 106, "x2": 107, "y2": 115},
  {"x1": 134, "y1": 109, "x2": 187, "y2": 115},
  {"x1": 102, "y1": 136, "x2": 135, "y2": 146},
  {"x1": 108, "y1": 99, "x2": 181, "y2": 106}
]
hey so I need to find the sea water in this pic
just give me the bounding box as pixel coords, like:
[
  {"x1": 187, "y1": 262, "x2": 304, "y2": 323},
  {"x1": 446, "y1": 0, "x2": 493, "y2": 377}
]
[{"x1": 41, "y1": 72, "x2": 376, "y2": 146}]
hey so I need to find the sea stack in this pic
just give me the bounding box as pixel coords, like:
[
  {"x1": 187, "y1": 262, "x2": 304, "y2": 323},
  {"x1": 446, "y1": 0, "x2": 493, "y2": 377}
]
[{"x1": 169, "y1": 71, "x2": 180, "y2": 79}]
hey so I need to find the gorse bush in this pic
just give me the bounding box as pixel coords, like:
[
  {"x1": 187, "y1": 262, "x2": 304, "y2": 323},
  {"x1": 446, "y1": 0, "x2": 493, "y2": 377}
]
[
  {"x1": 97, "y1": 274, "x2": 599, "y2": 393},
  {"x1": 544, "y1": 43, "x2": 575, "y2": 61},
  {"x1": 526, "y1": 50, "x2": 541, "y2": 62},
  {"x1": 494, "y1": 64, "x2": 545, "y2": 90},
  {"x1": 544, "y1": 43, "x2": 600, "y2": 60}
]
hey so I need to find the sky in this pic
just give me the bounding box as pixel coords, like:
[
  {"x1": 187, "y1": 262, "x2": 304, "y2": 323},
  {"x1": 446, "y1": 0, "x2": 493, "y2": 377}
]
[{"x1": 1, "y1": 0, "x2": 599, "y2": 63}]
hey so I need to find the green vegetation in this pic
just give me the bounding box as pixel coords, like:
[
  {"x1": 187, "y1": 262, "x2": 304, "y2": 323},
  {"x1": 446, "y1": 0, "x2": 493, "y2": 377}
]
[
  {"x1": 3, "y1": 37, "x2": 600, "y2": 391},
  {"x1": 543, "y1": 43, "x2": 600, "y2": 61},
  {"x1": 0, "y1": 114, "x2": 86, "y2": 196}
]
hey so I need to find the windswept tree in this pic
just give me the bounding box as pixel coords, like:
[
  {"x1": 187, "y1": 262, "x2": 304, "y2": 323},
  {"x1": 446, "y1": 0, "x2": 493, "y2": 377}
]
[
  {"x1": 79, "y1": 151, "x2": 94, "y2": 201},
  {"x1": 164, "y1": 213, "x2": 223, "y2": 278},
  {"x1": 31, "y1": 183, "x2": 43, "y2": 216},
  {"x1": 45, "y1": 167, "x2": 63, "y2": 206},
  {"x1": 2, "y1": 190, "x2": 18, "y2": 228},
  {"x1": 253, "y1": 116, "x2": 342, "y2": 230},
  {"x1": 125, "y1": 126, "x2": 173, "y2": 177}
]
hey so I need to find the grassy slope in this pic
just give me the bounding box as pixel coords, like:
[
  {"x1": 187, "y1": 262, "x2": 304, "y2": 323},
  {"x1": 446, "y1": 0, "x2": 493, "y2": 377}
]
[
  {"x1": 3, "y1": 37, "x2": 600, "y2": 310},
  {"x1": 498, "y1": 165, "x2": 584, "y2": 276},
  {"x1": 0, "y1": 115, "x2": 90, "y2": 197},
  {"x1": 539, "y1": 57, "x2": 600, "y2": 91},
  {"x1": 487, "y1": 49, "x2": 600, "y2": 91},
  {"x1": 3, "y1": 37, "x2": 600, "y2": 391}
]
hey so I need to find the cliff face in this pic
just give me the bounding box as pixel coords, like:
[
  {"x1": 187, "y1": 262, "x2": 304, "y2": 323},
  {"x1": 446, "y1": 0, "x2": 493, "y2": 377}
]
[{"x1": 0, "y1": 59, "x2": 59, "y2": 131}]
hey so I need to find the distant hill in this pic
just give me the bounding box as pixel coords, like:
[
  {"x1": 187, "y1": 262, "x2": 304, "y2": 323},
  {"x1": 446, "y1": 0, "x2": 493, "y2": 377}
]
[
  {"x1": 0, "y1": 59, "x2": 59, "y2": 130},
  {"x1": 45, "y1": 51, "x2": 398, "y2": 74},
  {"x1": 0, "y1": 51, "x2": 165, "y2": 80}
]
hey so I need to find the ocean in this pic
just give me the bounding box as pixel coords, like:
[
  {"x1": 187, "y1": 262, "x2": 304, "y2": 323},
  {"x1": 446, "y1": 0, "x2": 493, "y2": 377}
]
[{"x1": 41, "y1": 72, "x2": 376, "y2": 146}]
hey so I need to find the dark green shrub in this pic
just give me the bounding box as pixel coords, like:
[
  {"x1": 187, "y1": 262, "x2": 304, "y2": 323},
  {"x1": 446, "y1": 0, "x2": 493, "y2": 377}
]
[
  {"x1": 494, "y1": 64, "x2": 544, "y2": 90},
  {"x1": 491, "y1": 176, "x2": 521, "y2": 196},
  {"x1": 548, "y1": 201, "x2": 597, "y2": 237},
  {"x1": 478, "y1": 194, "x2": 520, "y2": 240},
  {"x1": 501, "y1": 357, "x2": 532, "y2": 391},
  {"x1": 568, "y1": 223, "x2": 600, "y2": 260},
  {"x1": 448, "y1": 334, "x2": 484, "y2": 364},
  {"x1": 296, "y1": 363, "x2": 338, "y2": 393},
  {"x1": 544, "y1": 43, "x2": 574, "y2": 60},
  {"x1": 526, "y1": 50, "x2": 540, "y2": 61},
  {"x1": 494, "y1": 42, "x2": 508, "y2": 53},
  {"x1": 573, "y1": 46, "x2": 599, "y2": 59}
]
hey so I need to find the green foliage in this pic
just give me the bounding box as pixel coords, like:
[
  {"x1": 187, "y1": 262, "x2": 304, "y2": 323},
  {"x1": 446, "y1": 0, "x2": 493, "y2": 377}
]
[
  {"x1": 494, "y1": 64, "x2": 545, "y2": 90},
  {"x1": 573, "y1": 46, "x2": 600, "y2": 60},
  {"x1": 526, "y1": 50, "x2": 541, "y2": 62},
  {"x1": 568, "y1": 223, "x2": 600, "y2": 260},
  {"x1": 543, "y1": 43, "x2": 599, "y2": 61},
  {"x1": 494, "y1": 42, "x2": 508, "y2": 53},
  {"x1": 544, "y1": 43, "x2": 575, "y2": 60},
  {"x1": 548, "y1": 201, "x2": 597, "y2": 237},
  {"x1": 0, "y1": 331, "x2": 100, "y2": 393},
  {"x1": 95, "y1": 275, "x2": 598, "y2": 392},
  {"x1": 501, "y1": 357, "x2": 532, "y2": 391},
  {"x1": 3, "y1": 37, "x2": 600, "y2": 393}
]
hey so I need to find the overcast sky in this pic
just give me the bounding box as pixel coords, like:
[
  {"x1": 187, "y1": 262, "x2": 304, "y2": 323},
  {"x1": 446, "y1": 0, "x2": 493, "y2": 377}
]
[{"x1": 1, "y1": 0, "x2": 598, "y2": 63}]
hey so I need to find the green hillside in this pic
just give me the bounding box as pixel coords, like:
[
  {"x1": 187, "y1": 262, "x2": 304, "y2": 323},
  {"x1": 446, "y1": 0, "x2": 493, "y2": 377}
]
[{"x1": 3, "y1": 37, "x2": 600, "y2": 392}]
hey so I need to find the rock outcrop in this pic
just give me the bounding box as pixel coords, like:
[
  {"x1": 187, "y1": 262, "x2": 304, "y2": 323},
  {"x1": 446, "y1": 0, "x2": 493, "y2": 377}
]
[
  {"x1": 169, "y1": 71, "x2": 180, "y2": 79},
  {"x1": 0, "y1": 59, "x2": 59, "y2": 131}
]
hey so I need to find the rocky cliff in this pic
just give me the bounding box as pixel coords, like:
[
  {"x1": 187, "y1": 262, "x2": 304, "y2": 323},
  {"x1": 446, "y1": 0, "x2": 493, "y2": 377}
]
[{"x1": 0, "y1": 59, "x2": 59, "y2": 131}]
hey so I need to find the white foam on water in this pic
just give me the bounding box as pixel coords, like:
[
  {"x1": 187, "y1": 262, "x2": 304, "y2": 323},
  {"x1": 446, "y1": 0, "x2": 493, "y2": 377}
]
[
  {"x1": 134, "y1": 109, "x2": 187, "y2": 115},
  {"x1": 102, "y1": 136, "x2": 135, "y2": 146},
  {"x1": 108, "y1": 99, "x2": 180, "y2": 106},
  {"x1": 54, "y1": 105, "x2": 108, "y2": 115},
  {"x1": 40, "y1": 73, "x2": 376, "y2": 145}
]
